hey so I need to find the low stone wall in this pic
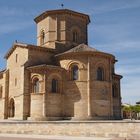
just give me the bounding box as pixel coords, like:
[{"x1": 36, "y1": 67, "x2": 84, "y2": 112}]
[{"x1": 0, "y1": 120, "x2": 140, "y2": 138}]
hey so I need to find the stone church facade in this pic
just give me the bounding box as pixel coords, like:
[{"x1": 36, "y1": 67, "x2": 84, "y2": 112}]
[{"x1": 0, "y1": 9, "x2": 122, "y2": 121}]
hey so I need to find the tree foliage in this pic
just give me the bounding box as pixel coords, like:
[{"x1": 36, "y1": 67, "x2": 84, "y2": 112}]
[{"x1": 122, "y1": 105, "x2": 140, "y2": 113}]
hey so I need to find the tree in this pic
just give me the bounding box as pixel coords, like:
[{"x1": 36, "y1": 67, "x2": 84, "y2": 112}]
[{"x1": 122, "y1": 105, "x2": 140, "y2": 120}]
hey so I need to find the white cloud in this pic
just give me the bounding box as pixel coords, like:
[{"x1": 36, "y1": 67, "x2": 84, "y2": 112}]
[
  {"x1": 91, "y1": 0, "x2": 140, "y2": 14},
  {"x1": 91, "y1": 40, "x2": 140, "y2": 54},
  {"x1": 116, "y1": 66, "x2": 140, "y2": 75},
  {"x1": 92, "y1": 22, "x2": 139, "y2": 41},
  {"x1": 115, "y1": 60, "x2": 140, "y2": 105},
  {"x1": 0, "y1": 21, "x2": 33, "y2": 35},
  {"x1": 115, "y1": 58, "x2": 140, "y2": 104},
  {"x1": 0, "y1": 6, "x2": 36, "y2": 18},
  {"x1": 121, "y1": 76, "x2": 140, "y2": 104},
  {"x1": 0, "y1": 6, "x2": 36, "y2": 35},
  {"x1": 117, "y1": 57, "x2": 140, "y2": 65}
]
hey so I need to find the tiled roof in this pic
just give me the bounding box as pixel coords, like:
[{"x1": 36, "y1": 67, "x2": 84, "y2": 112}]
[
  {"x1": 0, "y1": 69, "x2": 5, "y2": 74},
  {"x1": 56, "y1": 44, "x2": 99, "y2": 56},
  {"x1": 4, "y1": 42, "x2": 56, "y2": 59},
  {"x1": 27, "y1": 64, "x2": 61, "y2": 69},
  {"x1": 26, "y1": 64, "x2": 64, "y2": 71},
  {"x1": 65, "y1": 44, "x2": 98, "y2": 53},
  {"x1": 34, "y1": 9, "x2": 90, "y2": 24}
]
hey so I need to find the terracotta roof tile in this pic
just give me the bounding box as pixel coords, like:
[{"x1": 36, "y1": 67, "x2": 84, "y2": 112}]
[
  {"x1": 65, "y1": 44, "x2": 98, "y2": 53},
  {"x1": 56, "y1": 44, "x2": 99, "y2": 56},
  {"x1": 34, "y1": 9, "x2": 90, "y2": 24},
  {"x1": 4, "y1": 42, "x2": 56, "y2": 59}
]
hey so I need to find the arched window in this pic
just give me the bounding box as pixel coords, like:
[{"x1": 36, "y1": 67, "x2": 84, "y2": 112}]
[
  {"x1": 72, "y1": 31, "x2": 78, "y2": 42},
  {"x1": 71, "y1": 65, "x2": 79, "y2": 80},
  {"x1": 40, "y1": 30, "x2": 45, "y2": 45},
  {"x1": 33, "y1": 78, "x2": 39, "y2": 93},
  {"x1": 15, "y1": 78, "x2": 17, "y2": 86},
  {"x1": 0, "y1": 86, "x2": 2, "y2": 98},
  {"x1": 97, "y1": 67, "x2": 104, "y2": 81},
  {"x1": 9, "y1": 98, "x2": 15, "y2": 118},
  {"x1": 52, "y1": 79, "x2": 58, "y2": 93},
  {"x1": 112, "y1": 85, "x2": 118, "y2": 98}
]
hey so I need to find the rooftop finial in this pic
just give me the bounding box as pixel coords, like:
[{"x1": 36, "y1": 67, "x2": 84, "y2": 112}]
[
  {"x1": 61, "y1": 4, "x2": 64, "y2": 9},
  {"x1": 15, "y1": 40, "x2": 17, "y2": 43}
]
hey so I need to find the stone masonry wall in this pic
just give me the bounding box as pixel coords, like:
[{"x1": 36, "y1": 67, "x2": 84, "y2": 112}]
[
  {"x1": 7, "y1": 47, "x2": 28, "y2": 119},
  {"x1": 59, "y1": 54, "x2": 120, "y2": 119},
  {"x1": 0, "y1": 121, "x2": 139, "y2": 138},
  {"x1": 0, "y1": 74, "x2": 5, "y2": 119}
]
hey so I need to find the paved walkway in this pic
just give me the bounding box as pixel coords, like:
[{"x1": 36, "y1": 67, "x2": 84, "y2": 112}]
[
  {"x1": 0, "y1": 134, "x2": 112, "y2": 140},
  {"x1": 0, "y1": 120, "x2": 139, "y2": 140},
  {"x1": 0, "y1": 119, "x2": 140, "y2": 123},
  {"x1": 0, "y1": 134, "x2": 138, "y2": 140}
]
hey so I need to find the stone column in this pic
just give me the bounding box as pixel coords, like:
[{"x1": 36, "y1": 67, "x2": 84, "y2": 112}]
[
  {"x1": 55, "y1": 15, "x2": 60, "y2": 41},
  {"x1": 42, "y1": 93, "x2": 46, "y2": 118},
  {"x1": 23, "y1": 70, "x2": 30, "y2": 120},
  {"x1": 109, "y1": 60, "x2": 113, "y2": 119},
  {"x1": 118, "y1": 81, "x2": 122, "y2": 119},
  {"x1": 87, "y1": 57, "x2": 92, "y2": 118},
  {"x1": 110, "y1": 82, "x2": 113, "y2": 119},
  {"x1": 4, "y1": 70, "x2": 9, "y2": 119},
  {"x1": 43, "y1": 74, "x2": 47, "y2": 117}
]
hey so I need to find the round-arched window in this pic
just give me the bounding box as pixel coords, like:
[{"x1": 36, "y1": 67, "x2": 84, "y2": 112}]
[
  {"x1": 71, "y1": 65, "x2": 79, "y2": 80},
  {"x1": 112, "y1": 85, "x2": 118, "y2": 98},
  {"x1": 96, "y1": 67, "x2": 104, "y2": 81},
  {"x1": 9, "y1": 98, "x2": 15, "y2": 118},
  {"x1": 0, "y1": 86, "x2": 2, "y2": 98},
  {"x1": 51, "y1": 79, "x2": 58, "y2": 93},
  {"x1": 72, "y1": 31, "x2": 78, "y2": 43},
  {"x1": 40, "y1": 30, "x2": 45, "y2": 45},
  {"x1": 33, "y1": 78, "x2": 39, "y2": 93}
]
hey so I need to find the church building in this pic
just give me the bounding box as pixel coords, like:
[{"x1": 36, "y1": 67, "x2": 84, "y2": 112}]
[{"x1": 0, "y1": 9, "x2": 122, "y2": 120}]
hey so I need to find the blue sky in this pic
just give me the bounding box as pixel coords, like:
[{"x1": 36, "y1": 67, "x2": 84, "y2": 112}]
[{"x1": 0, "y1": 0, "x2": 140, "y2": 104}]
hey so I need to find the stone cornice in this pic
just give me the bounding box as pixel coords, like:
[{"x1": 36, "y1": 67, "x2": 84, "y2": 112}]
[
  {"x1": 113, "y1": 74, "x2": 123, "y2": 79},
  {"x1": 4, "y1": 42, "x2": 56, "y2": 59},
  {"x1": 34, "y1": 9, "x2": 90, "y2": 24},
  {"x1": 26, "y1": 64, "x2": 65, "y2": 72},
  {"x1": 0, "y1": 69, "x2": 5, "y2": 79}
]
